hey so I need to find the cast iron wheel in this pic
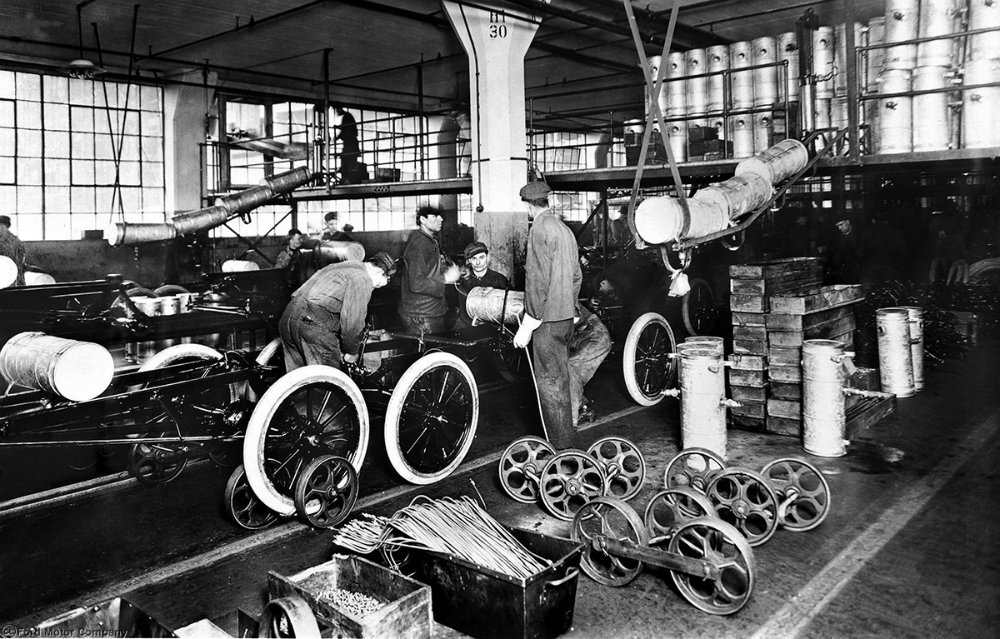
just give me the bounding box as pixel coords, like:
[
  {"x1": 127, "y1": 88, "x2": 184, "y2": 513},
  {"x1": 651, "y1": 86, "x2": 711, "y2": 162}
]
[
  {"x1": 224, "y1": 464, "x2": 280, "y2": 530},
  {"x1": 682, "y1": 277, "x2": 718, "y2": 336},
  {"x1": 498, "y1": 436, "x2": 556, "y2": 503},
  {"x1": 293, "y1": 455, "x2": 359, "y2": 529},
  {"x1": 706, "y1": 467, "x2": 780, "y2": 547},
  {"x1": 668, "y1": 517, "x2": 756, "y2": 615},
  {"x1": 643, "y1": 487, "x2": 717, "y2": 539},
  {"x1": 384, "y1": 352, "x2": 478, "y2": 485},
  {"x1": 622, "y1": 312, "x2": 677, "y2": 406},
  {"x1": 243, "y1": 365, "x2": 369, "y2": 517},
  {"x1": 571, "y1": 496, "x2": 649, "y2": 587},
  {"x1": 761, "y1": 457, "x2": 832, "y2": 531},
  {"x1": 586, "y1": 436, "x2": 647, "y2": 501},
  {"x1": 663, "y1": 447, "x2": 726, "y2": 494},
  {"x1": 538, "y1": 449, "x2": 608, "y2": 521}
]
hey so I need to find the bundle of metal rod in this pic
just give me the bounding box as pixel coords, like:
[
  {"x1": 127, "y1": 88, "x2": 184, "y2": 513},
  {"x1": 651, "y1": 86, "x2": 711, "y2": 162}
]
[{"x1": 331, "y1": 495, "x2": 550, "y2": 580}]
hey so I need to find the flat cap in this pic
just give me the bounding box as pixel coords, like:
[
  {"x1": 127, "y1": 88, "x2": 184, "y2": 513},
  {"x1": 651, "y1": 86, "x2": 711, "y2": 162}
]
[
  {"x1": 324, "y1": 211, "x2": 338, "y2": 222},
  {"x1": 519, "y1": 181, "x2": 552, "y2": 201},
  {"x1": 0, "y1": 215, "x2": 10, "y2": 226},
  {"x1": 463, "y1": 241, "x2": 488, "y2": 260},
  {"x1": 368, "y1": 251, "x2": 397, "y2": 276}
]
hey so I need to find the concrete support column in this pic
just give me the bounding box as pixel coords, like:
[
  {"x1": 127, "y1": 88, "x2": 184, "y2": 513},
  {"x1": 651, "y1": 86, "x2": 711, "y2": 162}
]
[
  {"x1": 443, "y1": 2, "x2": 539, "y2": 285},
  {"x1": 163, "y1": 70, "x2": 217, "y2": 214}
]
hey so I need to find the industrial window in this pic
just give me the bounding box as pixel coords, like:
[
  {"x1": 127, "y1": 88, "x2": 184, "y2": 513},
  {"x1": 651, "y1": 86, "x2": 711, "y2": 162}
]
[{"x1": 0, "y1": 70, "x2": 165, "y2": 240}]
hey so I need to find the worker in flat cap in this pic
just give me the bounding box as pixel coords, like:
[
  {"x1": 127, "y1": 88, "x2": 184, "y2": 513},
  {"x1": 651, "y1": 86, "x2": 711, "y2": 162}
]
[
  {"x1": 279, "y1": 251, "x2": 396, "y2": 372},
  {"x1": 454, "y1": 241, "x2": 511, "y2": 330},
  {"x1": 321, "y1": 212, "x2": 352, "y2": 242},
  {"x1": 0, "y1": 215, "x2": 27, "y2": 287},
  {"x1": 829, "y1": 209, "x2": 862, "y2": 284},
  {"x1": 399, "y1": 204, "x2": 461, "y2": 335},
  {"x1": 512, "y1": 180, "x2": 583, "y2": 447}
]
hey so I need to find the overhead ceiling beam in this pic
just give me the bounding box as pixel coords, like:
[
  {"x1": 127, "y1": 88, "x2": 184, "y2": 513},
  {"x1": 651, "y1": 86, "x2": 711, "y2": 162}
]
[
  {"x1": 498, "y1": 0, "x2": 667, "y2": 54},
  {"x1": 144, "y1": 0, "x2": 329, "y2": 60},
  {"x1": 572, "y1": 0, "x2": 731, "y2": 47}
]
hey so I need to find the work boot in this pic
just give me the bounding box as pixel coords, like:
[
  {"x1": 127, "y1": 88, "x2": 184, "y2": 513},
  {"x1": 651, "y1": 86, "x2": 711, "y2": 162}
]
[{"x1": 578, "y1": 397, "x2": 596, "y2": 424}]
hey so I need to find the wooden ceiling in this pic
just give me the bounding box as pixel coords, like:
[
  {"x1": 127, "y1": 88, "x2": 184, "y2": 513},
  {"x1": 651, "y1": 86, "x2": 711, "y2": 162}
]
[{"x1": 1, "y1": 0, "x2": 886, "y2": 130}]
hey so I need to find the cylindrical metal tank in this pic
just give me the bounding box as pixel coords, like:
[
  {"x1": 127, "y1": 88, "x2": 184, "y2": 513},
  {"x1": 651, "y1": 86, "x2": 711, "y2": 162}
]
[
  {"x1": 969, "y1": 0, "x2": 1000, "y2": 59},
  {"x1": 962, "y1": 58, "x2": 1000, "y2": 150},
  {"x1": 876, "y1": 307, "x2": 915, "y2": 398},
  {"x1": 707, "y1": 45, "x2": 730, "y2": 113},
  {"x1": 753, "y1": 112, "x2": 774, "y2": 154},
  {"x1": 875, "y1": 68, "x2": 913, "y2": 154},
  {"x1": 884, "y1": 0, "x2": 919, "y2": 70},
  {"x1": 912, "y1": 65, "x2": 951, "y2": 152},
  {"x1": 732, "y1": 115, "x2": 754, "y2": 158},
  {"x1": 916, "y1": 0, "x2": 958, "y2": 67},
  {"x1": 465, "y1": 287, "x2": 525, "y2": 325},
  {"x1": 0, "y1": 332, "x2": 115, "y2": 402},
  {"x1": 777, "y1": 31, "x2": 800, "y2": 103},
  {"x1": 685, "y1": 48, "x2": 709, "y2": 116},
  {"x1": 834, "y1": 22, "x2": 863, "y2": 97},
  {"x1": 865, "y1": 17, "x2": 887, "y2": 93},
  {"x1": 735, "y1": 138, "x2": 809, "y2": 185},
  {"x1": 694, "y1": 172, "x2": 774, "y2": 221},
  {"x1": 679, "y1": 348, "x2": 728, "y2": 459},
  {"x1": 897, "y1": 306, "x2": 925, "y2": 392},
  {"x1": 813, "y1": 27, "x2": 836, "y2": 99},
  {"x1": 752, "y1": 36, "x2": 779, "y2": 107},
  {"x1": 730, "y1": 41, "x2": 754, "y2": 110},
  {"x1": 802, "y1": 339, "x2": 851, "y2": 457}
]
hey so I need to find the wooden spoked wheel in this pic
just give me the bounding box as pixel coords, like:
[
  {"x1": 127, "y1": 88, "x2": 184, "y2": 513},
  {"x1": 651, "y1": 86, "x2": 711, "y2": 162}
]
[
  {"x1": 622, "y1": 312, "x2": 677, "y2": 406},
  {"x1": 383, "y1": 352, "x2": 478, "y2": 485},
  {"x1": 243, "y1": 365, "x2": 369, "y2": 517}
]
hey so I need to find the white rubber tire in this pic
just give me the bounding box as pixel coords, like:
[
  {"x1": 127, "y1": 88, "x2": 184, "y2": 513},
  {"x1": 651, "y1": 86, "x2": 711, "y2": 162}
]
[
  {"x1": 682, "y1": 277, "x2": 716, "y2": 336},
  {"x1": 138, "y1": 343, "x2": 223, "y2": 372},
  {"x1": 384, "y1": 351, "x2": 479, "y2": 485},
  {"x1": 255, "y1": 338, "x2": 283, "y2": 366},
  {"x1": 623, "y1": 312, "x2": 676, "y2": 406},
  {"x1": 243, "y1": 365, "x2": 369, "y2": 516}
]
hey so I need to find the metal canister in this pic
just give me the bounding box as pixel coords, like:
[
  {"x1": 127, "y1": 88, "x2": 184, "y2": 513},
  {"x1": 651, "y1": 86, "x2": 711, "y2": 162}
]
[
  {"x1": 969, "y1": 0, "x2": 1000, "y2": 60},
  {"x1": 876, "y1": 307, "x2": 915, "y2": 398},
  {"x1": 730, "y1": 41, "x2": 754, "y2": 110},
  {"x1": 666, "y1": 52, "x2": 687, "y2": 117},
  {"x1": 751, "y1": 36, "x2": 778, "y2": 108},
  {"x1": 707, "y1": 45, "x2": 730, "y2": 113},
  {"x1": 865, "y1": 17, "x2": 887, "y2": 93},
  {"x1": 732, "y1": 116, "x2": 754, "y2": 159},
  {"x1": 916, "y1": 0, "x2": 958, "y2": 68},
  {"x1": 962, "y1": 58, "x2": 1000, "y2": 151},
  {"x1": 777, "y1": 32, "x2": 799, "y2": 103},
  {"x1": 679, "y1": 347, "x2": 728, "y2": 459},
  {"x1": 897, "y1": 306, "x2": 924, "y2": 392},
  {"x1": 912, "y1": 65, "x2": 951, "y2": 152},
  {"x1": 802, "y1": 339, "x2": 851, "y2": 457},
  {"x1": 884, "y1": 0, "x2": 919, "y2": 70},
  {"x1": 812, "y1": 27, "x2": 836, "y2": 99},
  {"x1": 875, "y1": 68, "x2": 913, "y2": 154},
  {"x1": 685, "y1": 48, "x2": 709, "y2": 116},
  {"x1": 684, "y1": 335, "x2": 724, "y2": 356}
]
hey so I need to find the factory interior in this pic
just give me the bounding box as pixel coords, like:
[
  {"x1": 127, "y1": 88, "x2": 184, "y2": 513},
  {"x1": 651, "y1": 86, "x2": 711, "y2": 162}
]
[{"x1": 0, "y1": 0, "x2": 998, "y2": 637}]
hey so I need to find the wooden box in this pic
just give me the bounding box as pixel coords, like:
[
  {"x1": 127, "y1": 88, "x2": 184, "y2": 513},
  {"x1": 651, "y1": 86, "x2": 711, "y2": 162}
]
[
  {"x1": 396, "y1": 527, "x2": 583, "y2": 639},
  {"x1": 731, "y1": 384, "x2": 768, "y2": 402},
  {"x1": 269, "y1": 555, "x2": 432, "y2": 639},
  {"x1": 34, "y1": 598, "x2": 174, "y2": 637}
]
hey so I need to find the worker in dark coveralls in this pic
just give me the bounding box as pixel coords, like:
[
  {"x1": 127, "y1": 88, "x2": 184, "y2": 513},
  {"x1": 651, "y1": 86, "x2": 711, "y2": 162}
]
[
  {"x1": 321, "y1": 212, "x2": 353, "y2": 242},
  {"x1": 279, "y1": 252, "x2": 396, "y2": 371},
  {"x1": 0, "y1": 215, "x2": 26, "y2": 287},
  {"x1": 454, "y1": 241, "x2": 511, "y2": 330},
  {"x1": 569, "y1": 302, "x2": 612, "y2": 427},
  {"x1": 512, "y1": 181, "x2": 582, "y2": 447},
  {"x1": 399, "y1": 205, "x2": 460, "y2": 335}
]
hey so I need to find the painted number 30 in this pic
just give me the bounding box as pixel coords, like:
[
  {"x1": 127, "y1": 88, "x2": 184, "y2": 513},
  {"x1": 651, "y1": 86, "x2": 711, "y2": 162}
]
[{"x1": 490, "y1": 24, "x2": 507, "y2": 38}]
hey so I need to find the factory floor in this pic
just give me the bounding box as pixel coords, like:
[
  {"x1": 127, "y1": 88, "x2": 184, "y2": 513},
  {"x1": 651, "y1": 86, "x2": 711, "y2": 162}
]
[{"x1": 1, "y1": 339, "x2": 999, "y2": 638}]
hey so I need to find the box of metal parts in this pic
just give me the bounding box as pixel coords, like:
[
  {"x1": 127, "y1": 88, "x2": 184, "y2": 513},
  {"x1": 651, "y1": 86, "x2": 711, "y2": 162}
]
[
  {"x1": 34, "y1": 597, "x2": 174, "y2": 637},
  {"x1": 269, "y1": 554, "x2": 432, "y2": 639},
  {"x1": 396, "y1": 526, "x2": 583, "y2": 639}
]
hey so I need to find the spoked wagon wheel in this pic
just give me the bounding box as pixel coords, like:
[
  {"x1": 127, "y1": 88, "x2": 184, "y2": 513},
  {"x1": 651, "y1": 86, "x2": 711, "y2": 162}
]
[
  {"x1": 384, "y1": 352, "x2": 479, "y2": 485},
  {"x1": 129, "y1": 344, "x2": 235, "y2": 486},
  {"x1": 293, "y1": 455, "x2": 359, "y2": 529},
  {"x1": 571, "y1": 496, "x2": 649, "y2": 586},
  {"x1": 224, "y1": 464, "x2": 280, "y2": 530},
  {"x1": 622, "y1": 312, "x2": 677, "y2": 406},
  {"x1": 668, "y1": 517, "x2": 756, "y2": 615},
  {"x1": 243, "y1": 365, "x2": 369, "y2": 517},
  {"x1": 682, "y1": 277, "x2": 717, "y2": 336},
  {"x1": 493, "y1": 330, "x2": 532, "y2": 384}
]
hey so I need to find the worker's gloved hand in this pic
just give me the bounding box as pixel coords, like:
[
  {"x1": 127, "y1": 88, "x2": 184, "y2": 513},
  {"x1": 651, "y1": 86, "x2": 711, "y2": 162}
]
[
  {"x1": 443, "y1": 264, "x2": 462, "y2": 284},
  {"x1": 512, "y1": 314, "x2": 542, "y2": 348},
  {"x1": 343, "y1": 352, "x2": 359, "y2": 364}
]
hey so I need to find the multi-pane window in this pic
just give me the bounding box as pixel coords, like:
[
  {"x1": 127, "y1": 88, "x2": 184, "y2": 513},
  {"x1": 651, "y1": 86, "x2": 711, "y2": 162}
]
[{"x1": 0, "y1": 70, "x2": 165, "y2": 240}]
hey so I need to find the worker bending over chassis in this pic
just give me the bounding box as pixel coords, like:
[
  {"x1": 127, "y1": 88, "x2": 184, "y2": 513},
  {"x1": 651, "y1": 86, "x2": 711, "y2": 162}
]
[
  {"x1": 279, "y1": 252, "x2": 396, "y2": 371},
  {"x1": 513, "y1": 181, "x2": 584, "y2": 448},
  {"x1": 569, "y1": 302, "x2": 612, "y2": 428}
]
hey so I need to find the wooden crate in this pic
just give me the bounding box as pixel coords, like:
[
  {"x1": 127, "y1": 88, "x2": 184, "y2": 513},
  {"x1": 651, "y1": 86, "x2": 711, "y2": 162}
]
[
  {"x1": 767, "y1": 398, "x2": 802, "y2": 420},
  {"x1": 730, "y1": 353, "x2": 766, "y2": 370},
  {"x1": 767, "y1": 346, "x2": 801, "y2": 367},
  {"x1": 729, "y1": 369, "x2": 768, "y2": 387},
  {"x1": 731, "y1": 399, "x2": 766, "y2": 419},
  {"x1": 731, "y1": 311, "x2": 767, "y2": 326},
  {"x1": 733, "y1": 338, "x2": 768, "y2": 355},
  {"x1": 734, "y1": 324, "x2": 768, "y2": 341},
  {"x1": 769, "y1": 364, "x2": 802, "y2": 382},
  {"x1": 768, "y1": 316, "x2": 857, "y2": 346},
  {"x1": 729, "y1": 272, "x2": 822, "y2": 296},
  {"x1": 765, "y1": 304, "x2": 855, "y2": 331},
  {"x1": 766, "y1": 414, "x2": 802, "y2": 437},
  {"x1": 732, "y1": 384, "x2": 768, "y2": 402},
  {"x1": 730, "y1": 293, "x2": 768, "y2": 313},
  {"x1": 769, "y1": 284, "x2": 864, "y2": 314},
  {"x1": 770, "y1": 381, "x2": 802, "y2": 400},
  {"x1": 269, "y1": 555, "x2": 432, "y2": 639},
  {"x1": 729, "y1": 258, "x2": 823, "y2": 280},
  {"x1": 730, "y1": 412, "x2": 766, "y2": 431}
]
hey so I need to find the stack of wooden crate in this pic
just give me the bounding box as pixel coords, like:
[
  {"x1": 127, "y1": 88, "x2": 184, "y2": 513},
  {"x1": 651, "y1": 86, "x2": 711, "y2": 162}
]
[
  {"x1": 763, "y1": 284, "x2": 865, "y2": 436},
  {"x1": 728, "y1": 258, "x2": 824, "y2": 431}
]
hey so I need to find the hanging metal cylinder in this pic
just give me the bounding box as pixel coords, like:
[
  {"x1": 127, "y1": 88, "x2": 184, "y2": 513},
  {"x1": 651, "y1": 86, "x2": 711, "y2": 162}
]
[
  {"x1": 465, "y1": 287, "x2": 525, "y2": 325},
  {"x1": 315, "y1": 241, "x2": 366, "y2": 264},
  {"x1": 261, "y1": 166, "x2": 313, "y2": 193},
  {"x1": 633, "y1": 197, "x2": 728, "y2": 245},
  {"x1": 802, "y1": 339, "x2": 852, "y2": 457},
  {"x1": 693, "y1": 172, "x2": 774, "y2": 222},
  {"x1": 678, "y1": 348, "x2": 730, "y2": 460},
  {"x1": 0, "y1": 332, "x2": 115, "y2": 402},
  {"x1": 214, "y1": 184, "x2": 275, "y2": 213},
  {"x1": 897, "y1": 305, "x2": 925, "y2": 392},
  {"x1": 170, "y1": 205, "x2": 232, "y2": 236},
  {"x1": 735, "y1": 138, "x2": 809, "y2": 185},
  {"x1": 104, "y1": 222, "x2": 177, "y2": 246},
  {"x1": 876, "y1": 307, "x2": 915, "y2": 398}
]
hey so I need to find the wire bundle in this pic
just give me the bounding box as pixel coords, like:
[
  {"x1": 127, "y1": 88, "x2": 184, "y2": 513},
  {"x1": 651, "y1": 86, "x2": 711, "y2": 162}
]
[{"x1": 331, "y1": 495, "x2": 550, "y2": 580}]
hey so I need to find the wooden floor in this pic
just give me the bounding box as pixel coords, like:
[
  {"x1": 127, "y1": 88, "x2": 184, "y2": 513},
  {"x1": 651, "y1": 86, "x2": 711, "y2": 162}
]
[{"x1": 1, "y1": 340, "x2": 998, "y2": 638}]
